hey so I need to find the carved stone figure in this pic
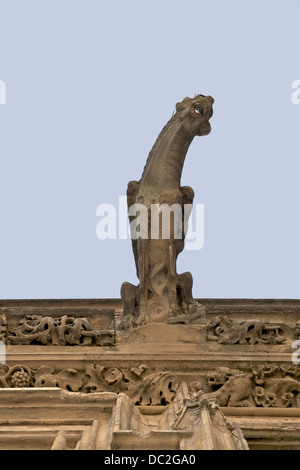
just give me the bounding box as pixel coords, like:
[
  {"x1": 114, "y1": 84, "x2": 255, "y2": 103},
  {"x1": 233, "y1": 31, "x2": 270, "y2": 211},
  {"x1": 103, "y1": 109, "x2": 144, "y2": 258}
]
[
  {"x1": 121, "y1": 95, "x2": 214, "y2": 328},
  {"x1": 205, "y1": 367, "x2": 253, "y2": 407},
  {"x1": 205, "y1": 365, "x2": 300, "y2": 408}
]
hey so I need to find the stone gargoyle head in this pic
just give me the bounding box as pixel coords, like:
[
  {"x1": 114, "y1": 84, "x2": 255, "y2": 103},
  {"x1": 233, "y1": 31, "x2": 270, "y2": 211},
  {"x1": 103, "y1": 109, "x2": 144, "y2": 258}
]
[{"x1": 175, "y1": 94, "x2": 214, "y2": 137}]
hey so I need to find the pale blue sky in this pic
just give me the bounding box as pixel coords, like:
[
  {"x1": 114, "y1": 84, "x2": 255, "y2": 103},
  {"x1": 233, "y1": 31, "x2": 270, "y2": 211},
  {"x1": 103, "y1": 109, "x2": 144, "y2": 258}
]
[{"x1": 0, "y1": 0, "x2": 299, "y2": 299}]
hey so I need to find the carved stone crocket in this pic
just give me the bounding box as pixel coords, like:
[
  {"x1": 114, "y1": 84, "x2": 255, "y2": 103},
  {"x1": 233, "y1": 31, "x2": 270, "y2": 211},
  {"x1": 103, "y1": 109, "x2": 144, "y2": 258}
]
[{"x1": 121, "y1": 95, "x2": 214, "y2": 328}]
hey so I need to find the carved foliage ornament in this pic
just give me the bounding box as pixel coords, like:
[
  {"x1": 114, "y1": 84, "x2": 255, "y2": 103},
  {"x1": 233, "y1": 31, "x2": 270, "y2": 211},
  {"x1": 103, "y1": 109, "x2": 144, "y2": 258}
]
[
  {"x1": 207, "y1": 315, "x2": 286, "y2": 345},
  {"x1": 0, "y1": 363, "x2": 179, "y2": 406},
  {"x1": 2, "y1": 362, "x2": 300, "y2": 408},
  {"x1": 2, "y1": 312, "x2": 299, "y2": 348},
  {"x1": 6, "y1": 314, "x2": 114, "y2": 346}
]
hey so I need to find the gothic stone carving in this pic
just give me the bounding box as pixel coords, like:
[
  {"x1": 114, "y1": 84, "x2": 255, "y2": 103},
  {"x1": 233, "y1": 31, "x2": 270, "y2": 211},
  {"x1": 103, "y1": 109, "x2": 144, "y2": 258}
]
[
  {"x1": 3, "y1": 361, "x2": 300, "y2": 409},
  {"x1": 207, "y1": 315, "x2": 286, "y2": 345},
  {"x1": 4, "y1": 309, "x2": 298, "y2": 349},
  {"x1": 205, "y1": 367, "x2": 253, "y2": 407},
  {"x1": 0, "y1": 364, "x2": 84, "y2": 391},
  {"x1": 0, "y1": 365, "x2": 34, "y2": 388},
  {"x1": 0, "y1": 363, "x2": 180, "y2": 406},
  {"x1": 83, "y1": 363, "x2": 180, "y2": 405},
  {"x1": 167, "y1": 383, "x2": 249, "y2": 450},
  {"x1": 121, "y1": 95, "x2": 214, "y2": 328},
  {"x1": 102, "y1": 383, "x2": 249, "y2": 451},
  {"x1": 7, "y1": 314, "x2": 114, "y2": 346},
  {"x1": 205, "y1": 365, "x2": 300, "y2": 408},
  {"x1": 35, "y1": 365, "x2": 84, "y2": 391}
]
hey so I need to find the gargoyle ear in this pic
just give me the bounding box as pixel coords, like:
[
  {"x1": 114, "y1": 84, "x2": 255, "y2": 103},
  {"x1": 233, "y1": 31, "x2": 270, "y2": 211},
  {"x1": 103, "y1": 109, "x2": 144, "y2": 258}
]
[{"x1": 175, "y1": 97, "x2": 192, "y2": 113}]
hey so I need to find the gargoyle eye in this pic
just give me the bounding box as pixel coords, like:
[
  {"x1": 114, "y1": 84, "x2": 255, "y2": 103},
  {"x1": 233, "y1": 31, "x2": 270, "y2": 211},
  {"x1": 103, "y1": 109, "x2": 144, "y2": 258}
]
[{"x1": 194, "y1": 105, "x2": 204, "y2": 115}]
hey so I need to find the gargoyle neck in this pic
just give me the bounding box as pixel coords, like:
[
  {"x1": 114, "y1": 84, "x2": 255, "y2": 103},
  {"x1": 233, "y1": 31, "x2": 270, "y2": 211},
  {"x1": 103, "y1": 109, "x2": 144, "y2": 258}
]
[{"x1": 140, "y1": 117, "x2": 194, "y2": 193}]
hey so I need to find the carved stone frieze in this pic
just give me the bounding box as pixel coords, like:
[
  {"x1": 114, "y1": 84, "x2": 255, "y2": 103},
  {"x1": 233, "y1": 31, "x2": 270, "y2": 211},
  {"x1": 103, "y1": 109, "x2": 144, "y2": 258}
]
[
  {"x1": 2, "y1": 361, "x2": 300, "y2": 409},
  {"x1": 7, "y1": 314, "x2": 114, "y2": 346},
  {"x1": 0, "y1": 362, "x2": 180, "y2": 406},
  {"x1": 2, "y1": 306, "x2": 300, "y2": 351},
  {"x1": 204, "y1": 365, "x2": 300, "y2": 408},
  {"x1": 207, "y1": 315, "x2": 287, "y2": 345}
]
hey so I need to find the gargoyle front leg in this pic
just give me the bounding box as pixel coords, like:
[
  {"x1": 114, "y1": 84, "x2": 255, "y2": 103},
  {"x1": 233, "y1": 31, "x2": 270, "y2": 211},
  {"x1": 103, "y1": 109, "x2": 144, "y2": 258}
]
[{"x1": 181, "y1": 185, "x2": 194, "y2": 206}]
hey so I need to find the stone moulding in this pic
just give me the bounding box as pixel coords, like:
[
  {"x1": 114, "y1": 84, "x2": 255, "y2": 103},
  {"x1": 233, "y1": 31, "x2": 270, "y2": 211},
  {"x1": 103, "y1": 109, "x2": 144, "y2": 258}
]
[
  {"x1": 1, "y1": 386, "x2": 299, "y2": 450},
  {"x1": 0, "y1": 385, "x2": 249, "y2": 450},
  {"x1": 103, "y1": 383, "x2": 249, "y2": 451}
]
